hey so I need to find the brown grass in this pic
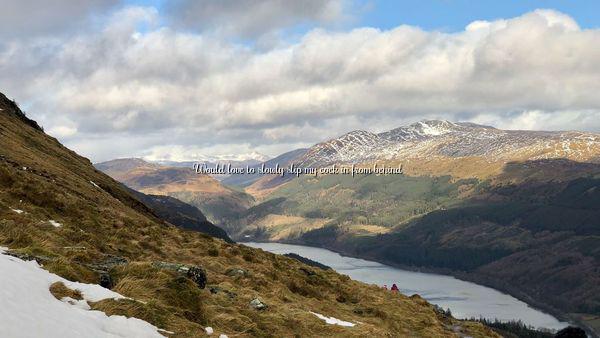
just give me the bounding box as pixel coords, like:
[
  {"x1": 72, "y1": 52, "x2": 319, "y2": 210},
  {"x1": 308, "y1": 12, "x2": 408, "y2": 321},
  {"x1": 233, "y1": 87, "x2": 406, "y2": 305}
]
[{"x1": 49, "y1": 281, "x2": 83, "y2": 300}]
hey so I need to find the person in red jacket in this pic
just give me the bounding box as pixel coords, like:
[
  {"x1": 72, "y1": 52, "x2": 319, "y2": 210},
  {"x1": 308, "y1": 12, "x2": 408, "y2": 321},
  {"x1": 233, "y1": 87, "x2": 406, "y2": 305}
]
[{"x1": 391, "y1": 283, "x2": 399, "y2": 292}]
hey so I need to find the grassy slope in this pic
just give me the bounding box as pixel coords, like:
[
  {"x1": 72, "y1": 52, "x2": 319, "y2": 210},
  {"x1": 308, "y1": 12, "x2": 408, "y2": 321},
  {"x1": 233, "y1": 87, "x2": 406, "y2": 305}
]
[
  {"x1": 0, "y1": 93, "x2": 497, "y2": 337},
  {"x1": 127, "y1": 188, "x2": 233, "y2": 243},
  {"x1": 234, "y1": 173, "x2": 476, "y2": 240}
]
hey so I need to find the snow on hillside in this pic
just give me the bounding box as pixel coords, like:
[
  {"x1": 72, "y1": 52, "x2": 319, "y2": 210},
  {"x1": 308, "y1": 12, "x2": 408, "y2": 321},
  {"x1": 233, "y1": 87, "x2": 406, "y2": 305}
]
[
  {"x1": 310, "y1": 312, "x2": 356, "y2": 327},
  {"x1": 0, "y1": 248, "x2": 165, "y2": 338},
  {"x1": 297, "y1": 120, "x2": 600, "y2": 167}
]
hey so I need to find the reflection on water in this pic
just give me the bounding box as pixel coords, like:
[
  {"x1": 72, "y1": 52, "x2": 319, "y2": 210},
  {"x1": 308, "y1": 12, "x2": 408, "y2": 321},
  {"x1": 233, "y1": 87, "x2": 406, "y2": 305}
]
[{"x1": 245, "y1": 242, "x2": 569, "y2": 331}]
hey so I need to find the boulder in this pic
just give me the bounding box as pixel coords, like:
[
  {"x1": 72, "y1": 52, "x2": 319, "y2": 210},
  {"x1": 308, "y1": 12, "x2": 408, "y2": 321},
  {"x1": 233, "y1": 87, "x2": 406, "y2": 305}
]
[
  {"x1": 99, "y1": 273, "x2": 113, "y2": 289},
  {"x1": 153, "y1": 261, "x2": 207, "y2": 289},
  {"x1": 187, "y1": 266, "x2": 207, "y2": 289},
  {"x1": 249, "y1": 298, "x2": 267, "y2": 310}
]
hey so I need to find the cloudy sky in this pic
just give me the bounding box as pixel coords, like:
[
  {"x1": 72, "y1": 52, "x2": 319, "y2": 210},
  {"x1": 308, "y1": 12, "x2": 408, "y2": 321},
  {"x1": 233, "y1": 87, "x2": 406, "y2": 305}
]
[{"x1": 1, "y1": 0, "x2": 600, "y2": 162}]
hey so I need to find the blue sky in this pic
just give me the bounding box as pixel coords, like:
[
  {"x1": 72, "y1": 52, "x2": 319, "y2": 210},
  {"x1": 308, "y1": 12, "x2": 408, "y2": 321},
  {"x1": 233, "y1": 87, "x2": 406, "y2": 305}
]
[
  {"x1": 359, "y1": 0, "x2": 600, "y2": 31},
  {"x1": 127, "y1": 0, "x2": 600, "y2": 33}
]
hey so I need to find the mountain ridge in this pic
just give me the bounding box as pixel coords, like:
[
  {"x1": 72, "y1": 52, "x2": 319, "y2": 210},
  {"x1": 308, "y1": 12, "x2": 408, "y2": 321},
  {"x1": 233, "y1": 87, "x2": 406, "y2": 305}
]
[{"x1": 297, "y1": 119, "x2": 600, "y2": 169}]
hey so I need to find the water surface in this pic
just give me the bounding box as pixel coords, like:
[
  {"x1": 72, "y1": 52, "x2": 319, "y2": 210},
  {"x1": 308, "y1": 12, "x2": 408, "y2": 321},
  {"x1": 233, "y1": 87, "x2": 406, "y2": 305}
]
[{"x1": 244, "y1": 242, "x2": 568, "y2": 331}]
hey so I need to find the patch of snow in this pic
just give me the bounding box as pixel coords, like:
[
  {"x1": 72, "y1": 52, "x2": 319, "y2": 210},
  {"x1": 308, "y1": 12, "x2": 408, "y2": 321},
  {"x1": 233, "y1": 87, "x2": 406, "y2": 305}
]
[
  {"x1": 22, "y1": 167, "x2": 27, "y2": 171},
  {"x1": 310, "y1": 311, "x2": 356, "y2": 327},
  {"x1": 10, "y1": 208, "x2": 24, "y2": 214},
  {"x1": 0, "y1": 250, "x2": 166, "y2": 337},
  {"x1": 49, "y1": 220, "x2": 62, "y2": 228},
  {"x1": 205, "y1": 327, "x2": 214, "y2": 335},
  {"x1": 218, "y1": 334, "x2": 228, "y2": 338},
  {"x1": 417, "y1": 121, "x2": 453, "y2": 136},
  {"x1": 61, "y1": 279, "x2": 126, "y2": 303},
  {"x1": 89, "y1": 181, "x2": 101, "y2": 189}
]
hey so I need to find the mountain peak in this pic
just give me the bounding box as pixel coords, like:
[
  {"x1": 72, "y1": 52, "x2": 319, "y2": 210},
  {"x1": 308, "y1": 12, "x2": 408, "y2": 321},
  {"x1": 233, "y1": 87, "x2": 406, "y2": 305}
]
[
  {"x1": 412, "y1": 120, "x2": 459, "y2": 136},
  {"x1": 0, "y1": 92, "x2": 43, "y2": 131},
  {"x1": 380, "y1": 120, "x2": 496, "y2": 141}
]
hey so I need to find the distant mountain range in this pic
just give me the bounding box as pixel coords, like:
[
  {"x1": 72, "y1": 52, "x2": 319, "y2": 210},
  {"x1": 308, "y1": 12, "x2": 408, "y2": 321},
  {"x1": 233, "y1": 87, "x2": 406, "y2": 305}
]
[
  {"x1": 149, "y1": 151, "x2": 270, "y2": 180},
  {"x1": 95, "y1": 158, "x2": 255, "y2": 225},
  {"x1": 297, "y1": 119, "x2": 599, "y2": 171}
]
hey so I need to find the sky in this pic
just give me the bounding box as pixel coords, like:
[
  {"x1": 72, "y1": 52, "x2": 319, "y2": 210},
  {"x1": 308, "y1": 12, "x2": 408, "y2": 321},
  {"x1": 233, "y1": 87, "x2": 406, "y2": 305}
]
[{"x1": 1, "y1": 0, "x2": 600, "y2": 162}]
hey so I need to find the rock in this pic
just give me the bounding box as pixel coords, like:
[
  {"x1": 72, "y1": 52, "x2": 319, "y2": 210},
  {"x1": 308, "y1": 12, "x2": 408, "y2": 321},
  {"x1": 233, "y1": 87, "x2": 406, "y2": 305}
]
[
  {"x1": 4, "y1": 251, "x2": 51, "y2": 264},
  {"x1": 152, "y1": 261, "x2": 183, "y2": 271},
  {"x1": 153, "y1": 261, "x2": 207, "y2": 289},
  {"x1": 99, "y1": 273, "x2": 113, "y2": 289},
  {"x1": 225, "y1": 268, "x2": 248, "y2": 278},
  {"x1": 205, "y1": 326, "x2": 213, "y2": 335},
  {"x1": 249, "y1": 298, "x2": 267, "y2": 310},
  {"x1": 187, "y1": 266, "x2": 207, "y2": 289},
  {"x1": 88, "y1": 255, "x2": 128, "y2": 272}
]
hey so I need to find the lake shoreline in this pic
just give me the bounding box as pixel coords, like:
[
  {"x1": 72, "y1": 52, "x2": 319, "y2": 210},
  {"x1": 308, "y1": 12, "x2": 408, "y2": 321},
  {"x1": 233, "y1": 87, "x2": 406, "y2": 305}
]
[{"x1": 240, "y1": 239, "x2": 597, "y2": 337}]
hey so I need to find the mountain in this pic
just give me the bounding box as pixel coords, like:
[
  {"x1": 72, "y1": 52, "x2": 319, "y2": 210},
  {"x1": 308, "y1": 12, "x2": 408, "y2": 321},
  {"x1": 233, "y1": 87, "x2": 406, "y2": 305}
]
[
  {"x1": 233, "y1": 120, "x2": 600, "y2": 335},
  {"x1": 126, "y1": 188, "x2": 233, "y2": 243},
  {"x1": 152, "y1": 151, "x2": 270, "y2": 180},
  {"x1": 284, "y1": 120, "x2": 600, "y2": 178},
  {"x1": 96, "y1": 158, "x2": 255, "y2": 225},
  {"x1": 222, "y1": 148, "x2": 308, "y2": 188},
  {"x1": 0, "y1": 92, "x2": 499, "y2": 337},
  {"x1": 244, "y1": 120, "x2": 600, "y2": 198}
]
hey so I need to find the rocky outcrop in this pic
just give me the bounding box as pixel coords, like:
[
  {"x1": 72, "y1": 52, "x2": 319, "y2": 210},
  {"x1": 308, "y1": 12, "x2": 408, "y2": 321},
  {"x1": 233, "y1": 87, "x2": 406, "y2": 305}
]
[
  {"x1": 249, "y1": 298, "x2": 267, "y2": 310},
  {"x1": 153, "y1": 261, "x2": 207, "y2": 289}
]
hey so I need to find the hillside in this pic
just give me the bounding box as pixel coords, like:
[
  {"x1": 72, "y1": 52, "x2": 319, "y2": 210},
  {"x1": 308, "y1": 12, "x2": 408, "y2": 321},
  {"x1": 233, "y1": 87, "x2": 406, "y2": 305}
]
[
  {"x1": 127, "y1": 188, "x2": 233, "y2": 243},
  {"x1": 233, "y1": 121, "x2": 600, "y2": 335},
  {"x1": 0, "y1": 92, "x2": 502, "y2": 337},
  {"x1": 96, "y1": 158, "x2": 255, "y2": 225}
]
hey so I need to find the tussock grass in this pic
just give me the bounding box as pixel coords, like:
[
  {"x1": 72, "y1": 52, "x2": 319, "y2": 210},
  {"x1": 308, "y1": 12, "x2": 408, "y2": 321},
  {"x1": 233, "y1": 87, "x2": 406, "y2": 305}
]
[{"x1": 49, "y1": 281, "x2": 83, "y2": 300}]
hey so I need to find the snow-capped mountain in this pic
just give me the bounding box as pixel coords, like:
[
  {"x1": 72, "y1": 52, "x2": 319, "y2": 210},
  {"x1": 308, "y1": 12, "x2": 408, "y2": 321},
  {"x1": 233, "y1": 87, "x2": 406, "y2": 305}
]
[
  {"x1": 379, "y1": 120, "x2": 480, "y2": 141},
  {"x1": 151, "y1": 151, "x2": 271, "y2": 179},
  {"x1": 296, "y1": 120, "x2": 600, "y2": 169},
  {"x1": 153, "y1": 151, "x2": 270, "y2": 165}
]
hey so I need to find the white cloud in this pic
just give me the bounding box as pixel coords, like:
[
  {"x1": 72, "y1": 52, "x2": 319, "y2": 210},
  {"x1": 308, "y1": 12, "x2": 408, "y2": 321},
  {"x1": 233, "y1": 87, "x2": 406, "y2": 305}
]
[
  {"x1": 0, "y1": 0, "x2": 119, "y2": 39},
  {"x1": 1, "y1": 8, "x2": 600, "y2": 161},
  {"x1": 47, "y1": 125, "x2": 78, "y2": 138},
  {"x1": 165, "y1": 0, "x2": 349, "y2": 38}
]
